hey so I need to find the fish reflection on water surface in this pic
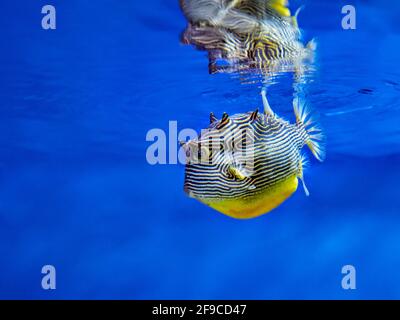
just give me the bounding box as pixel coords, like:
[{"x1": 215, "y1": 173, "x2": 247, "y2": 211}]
[{"x1": 179, "y1": 0, "x2": 316, "y2": 75}]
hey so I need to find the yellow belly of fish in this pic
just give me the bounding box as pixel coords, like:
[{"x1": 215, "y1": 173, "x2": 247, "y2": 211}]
[{"x1": 204, "y1": 175, "x2": 299, "y2": 219}]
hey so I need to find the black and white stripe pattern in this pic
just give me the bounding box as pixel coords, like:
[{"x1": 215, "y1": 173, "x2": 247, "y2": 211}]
[
  {"x1": 184, "y1": 111, "x2": 308, "y2": 200},
  {"x1": 180, "y1": 0, "x2": 309, "y2": 71}
]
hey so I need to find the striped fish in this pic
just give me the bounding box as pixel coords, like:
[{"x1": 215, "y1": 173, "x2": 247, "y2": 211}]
[
  {"x1": 180, "y1": 0, "x2": 315, "y2": 74},
  {"x1": 183, "y1": 90, "x2": 325, "y2": 219}
]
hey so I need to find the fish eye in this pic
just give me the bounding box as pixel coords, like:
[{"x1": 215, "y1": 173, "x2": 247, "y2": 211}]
[
  {"x1": 185, "y1": 143, "x2": 201, "y2": 163},
  {"x1": 226, "y1": 169, "x2": 235, "y2": 180}
]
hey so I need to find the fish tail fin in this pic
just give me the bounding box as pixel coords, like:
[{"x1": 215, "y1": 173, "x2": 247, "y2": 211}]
[{"x1": 293, "y1": 97, "x2": 325, "y2": 162}]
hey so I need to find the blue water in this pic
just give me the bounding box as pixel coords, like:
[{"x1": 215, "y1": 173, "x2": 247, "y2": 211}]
[{"x1": 1, "y1": 0, "x2": 400, "y2": 299}]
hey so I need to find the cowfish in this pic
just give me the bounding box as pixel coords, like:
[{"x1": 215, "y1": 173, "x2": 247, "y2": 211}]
[
  {"x1": 183, "y1": 90, "x2": 325, "y2": 219},
  {"x1": 179, "y1": 0, "x2": 315, "y2": 74}
]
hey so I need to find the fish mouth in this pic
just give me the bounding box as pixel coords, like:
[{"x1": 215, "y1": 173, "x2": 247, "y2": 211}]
[
  {"x1": 184, "y1": 184, "x2": 211, "y2": 200},
  {"x1": 183, "y1": 184, "x2": 195, "y2": 198}
]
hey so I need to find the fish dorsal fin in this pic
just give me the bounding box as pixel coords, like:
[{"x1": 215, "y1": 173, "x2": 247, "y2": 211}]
[{"x1": 261, "y1": 88, "x2": 274, "y2": 116}]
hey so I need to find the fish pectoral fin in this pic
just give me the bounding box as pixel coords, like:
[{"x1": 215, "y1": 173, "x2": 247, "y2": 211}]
[
  {"x1": 298, "y1": 156, "x2": 310, "y2": 196},
  {"x1": 300, "y1": 176, "x2": 310, "y2": 197}
]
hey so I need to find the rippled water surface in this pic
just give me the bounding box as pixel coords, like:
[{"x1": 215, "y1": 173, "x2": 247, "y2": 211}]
[{"x1": 1, "y1": 0, "x2": 400, "y2": 299}]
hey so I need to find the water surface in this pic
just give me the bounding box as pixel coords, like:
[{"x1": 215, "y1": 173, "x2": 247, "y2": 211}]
[{"x1": 0, "y1": 0, "x2": 400, "y2": 299}]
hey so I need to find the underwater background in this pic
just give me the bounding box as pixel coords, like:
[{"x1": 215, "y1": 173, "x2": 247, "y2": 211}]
[{"x1": 1, "y1": 0, "x2": 400, "y2": 299}]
